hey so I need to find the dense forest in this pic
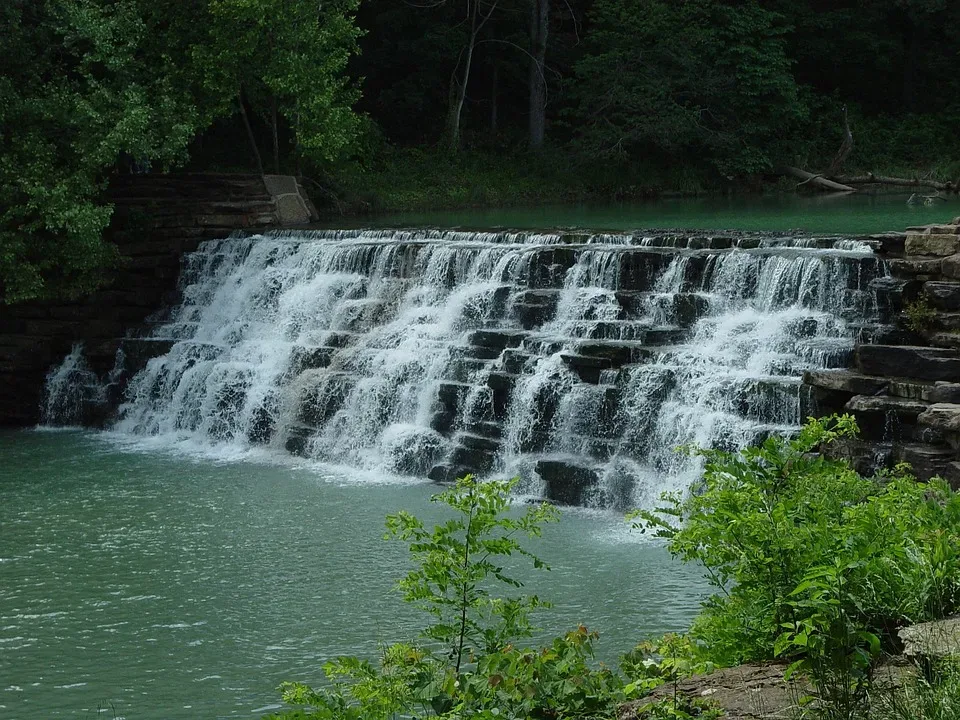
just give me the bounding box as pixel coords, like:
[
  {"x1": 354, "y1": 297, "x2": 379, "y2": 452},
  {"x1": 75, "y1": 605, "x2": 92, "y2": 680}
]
[{"x1": 2, "y1": 0, "x2": 959, "y2": 302}]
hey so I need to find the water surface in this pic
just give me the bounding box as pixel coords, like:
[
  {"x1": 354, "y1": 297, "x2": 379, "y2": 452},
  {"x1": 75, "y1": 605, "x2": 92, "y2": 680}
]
[
  {"x1": 371, "y1": 193, "x2": 960, "y2": 235},
  {"x1": 0, "y1": 430, "x2": 706, "y2": 719}
]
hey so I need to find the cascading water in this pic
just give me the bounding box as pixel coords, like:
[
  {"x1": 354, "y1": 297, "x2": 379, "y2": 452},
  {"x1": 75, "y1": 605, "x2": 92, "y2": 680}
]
[{"x1": 44, "y1": 229, "x2": 887, "y2": 508}]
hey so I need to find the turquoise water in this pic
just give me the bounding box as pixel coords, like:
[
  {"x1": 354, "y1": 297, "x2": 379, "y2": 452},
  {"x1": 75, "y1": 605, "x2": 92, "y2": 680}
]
[
  {"x1": 0, "y1": 430, "x2": 706, "y2": 719},
  {"x1": 370, "y1": 193, "x2": 960, "y2": 235}
]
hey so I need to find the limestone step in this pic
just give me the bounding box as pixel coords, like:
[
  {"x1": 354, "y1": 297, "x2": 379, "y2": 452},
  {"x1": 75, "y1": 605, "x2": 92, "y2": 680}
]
[{"x1": 855, "y1": 345, "x2": 960, "y2": 382}]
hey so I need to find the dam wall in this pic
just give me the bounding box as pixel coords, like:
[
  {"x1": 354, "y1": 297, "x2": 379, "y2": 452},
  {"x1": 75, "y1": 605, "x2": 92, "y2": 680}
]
[{"x1": 0, "y1": 173, "x2": 314, "y2": 426}]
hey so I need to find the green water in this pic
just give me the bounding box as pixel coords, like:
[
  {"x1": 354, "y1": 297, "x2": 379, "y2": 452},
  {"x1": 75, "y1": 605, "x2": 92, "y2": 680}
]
[
  {"x1": 0, "y1": 431, "x2": 706, "y2": 719},
  {"x1": 372, "y1": 193, "x2": 960, "y2": 235}
]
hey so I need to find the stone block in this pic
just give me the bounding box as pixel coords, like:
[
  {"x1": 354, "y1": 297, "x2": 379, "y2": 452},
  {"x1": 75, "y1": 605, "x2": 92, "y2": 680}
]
[
  {"x1": 925, "y1": 281, "x2": 960, "y2": 310},
  {"x1": 855, "y1": 345, "x2": 960, "y2": 382},
  {"x1": 889, "y1": 257, "x2": 943, "y2": 278},
  {"x1": 888, "y1": 379, "x2": 933, "y2": 399},
  {"x1": 845, "y1": 395, "x2": 928, "y2": 417},
  {"x1": 467, "y1": 329, "x2": 526, "y2": 349},
  {"x1": 803, "y1": 370, "x2": 888, "y2": 395},
  {"x1": 924, "y1": 383, "x2": 960, "y2": 404},
  {"x1": 905, "y1": 233, "x2": 960, "y2": 256},
  {"x1": 893, "y1": 443, "x2": 957, "y2": 481},
  {"x1": 942, "y1": 255, "x2": 960, "y2": 280},
  {"x1": 930, "y1": 333, "x2": 960, "y2": 349},
  {"x1": 536, "y1": 459, "x2": 600, "y2": 507}
]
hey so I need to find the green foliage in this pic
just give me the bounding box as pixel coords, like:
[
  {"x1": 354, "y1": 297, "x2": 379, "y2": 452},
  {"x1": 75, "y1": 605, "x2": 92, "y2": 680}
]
[
  {"x1": 385, "y1": 475, "x2": 559, "y2": 673},
  {"x1": 905, "y1": 294, "x2": 938, "y2": 333},
  {"x1": 568, "y1": 0, "x2": 805, "y2": 177},
  {"x1": 1, "y1": 0, "x2": 362, "y2": 304},
  {"x1": 265, "y1": 477, "x2": 630, "y2": 720},
  {"x1": 636, "y1": 415, "x2": 960, "y2": 714},
  {"x1": 871, "y1": 658, "x2": 960, "y2": 720}
]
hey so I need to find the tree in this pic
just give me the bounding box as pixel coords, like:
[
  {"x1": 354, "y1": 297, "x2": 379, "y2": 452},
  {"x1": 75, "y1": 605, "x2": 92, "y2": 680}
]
[
  {"x1": 570, "y1": 0, "x2": 805, "y2": 177},
  {"x1": 0, "y1": 0, "x2": 363, "y2": 304},
  {"x1": 0, "y1": 0, "x2": 200, "y2": 303}
]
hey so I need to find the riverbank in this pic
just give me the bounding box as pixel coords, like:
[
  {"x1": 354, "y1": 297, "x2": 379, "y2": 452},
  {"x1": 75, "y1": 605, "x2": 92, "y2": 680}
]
[{"x1": 306, "y1": 147, "x2": 959, "y2": 217}]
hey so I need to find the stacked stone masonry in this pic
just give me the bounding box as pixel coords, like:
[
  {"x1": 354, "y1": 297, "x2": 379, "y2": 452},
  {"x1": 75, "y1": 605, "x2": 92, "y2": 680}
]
[
  {"x1": 0, "y1": 173, "x2": 315, "y2": 426},
  {"x1": 804, "y1": 216, "x2": 960, "y2": 485}
]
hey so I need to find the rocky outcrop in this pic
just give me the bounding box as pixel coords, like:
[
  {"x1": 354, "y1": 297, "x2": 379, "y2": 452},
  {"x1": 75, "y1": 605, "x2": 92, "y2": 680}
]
[
  {"x1": 0, "y1": 173, "x2": 315, "y2": 426},
  {"x1": 803, "y1": 216, "x2": 960, "y2": 485}
]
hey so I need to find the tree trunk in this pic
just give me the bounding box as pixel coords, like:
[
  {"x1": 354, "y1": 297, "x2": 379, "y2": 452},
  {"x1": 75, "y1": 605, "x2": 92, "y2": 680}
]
[
  {"x1": 489, "y1": 59, "x2": 499, "y2": 137},
  {"x1": 528, "y1": 0, "x2": 548, "y2": 149},
  {"x1": 271, "y1": 94, "x2": 281, "y2": 175},
  {"x1": 238, "y1": 87, "x2": 264, "y2": 176},
  {"x1": 776, "y1": 166, "x2": 856, "y2": 193},
  {"x1": 446, "y1": 34, "x2": 477, "y2": 151},
  {"x1": 834, "y1": 173, "x2": 956, "y2": 193}
]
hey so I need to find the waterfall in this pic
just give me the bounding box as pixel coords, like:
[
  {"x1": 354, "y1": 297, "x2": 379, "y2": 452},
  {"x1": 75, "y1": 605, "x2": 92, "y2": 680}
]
[{"x1": 43, "y1": 229, "x2": 887, "y2": 508}]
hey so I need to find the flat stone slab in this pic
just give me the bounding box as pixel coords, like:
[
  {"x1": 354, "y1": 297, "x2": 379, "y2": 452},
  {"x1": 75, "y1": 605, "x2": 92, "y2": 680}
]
[
  {"x1": 925, "y1": 383, "x2": 960, "y2": 404},
  {"x1": 803, "y1": 369, "x2": 888, "y2": 395},
  {"x1": 856, "y1": 345, "x2": 960, "y2": 382},
  {"x1": 845, "y1": 394, "x2": 928, "y2": 416},
  {"x1": 906, "y1": 233, "x2": 960, "y2": 256},
  {"x1": 925, "y1": 281, "x2": 960, "y2": 311},
  {"x1": 900, "y1": 617, "x2": 960, "y2": 658},
  {"x1": 618, "y1": 664, "x2": 809, "y2": 720}
]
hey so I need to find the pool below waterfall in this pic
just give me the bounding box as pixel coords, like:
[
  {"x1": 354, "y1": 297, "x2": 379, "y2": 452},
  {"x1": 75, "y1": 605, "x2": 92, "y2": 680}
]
[{"x1": 0, "y1": 430, "x2": 706, "y2": 719}]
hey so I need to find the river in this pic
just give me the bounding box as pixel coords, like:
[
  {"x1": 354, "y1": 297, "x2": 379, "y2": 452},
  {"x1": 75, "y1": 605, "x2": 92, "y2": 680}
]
[{"x1": 0, "y1": 430, "x2": 704, "y2": 719}]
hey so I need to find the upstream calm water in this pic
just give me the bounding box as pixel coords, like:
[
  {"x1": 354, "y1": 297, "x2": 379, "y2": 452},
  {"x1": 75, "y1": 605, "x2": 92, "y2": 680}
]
[
  {"x1": 0, "y1": 430, "x2": 705, "y2": 720},
  {"x1": 374, "y1": 193, "x2": 960, "y2": 235}
]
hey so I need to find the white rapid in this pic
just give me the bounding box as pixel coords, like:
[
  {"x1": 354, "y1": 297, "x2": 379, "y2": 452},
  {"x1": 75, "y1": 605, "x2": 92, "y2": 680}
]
[{"x1": 44, "y1": 229, "x2": 887, "y2": 508}]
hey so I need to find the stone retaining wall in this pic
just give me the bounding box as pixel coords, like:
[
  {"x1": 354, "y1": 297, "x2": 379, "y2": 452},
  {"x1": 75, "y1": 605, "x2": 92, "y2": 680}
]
[
  {"x1": 804, "y1": 216, "x2": 960, "y2": 484},
  {"x1": 0, "y1": 173, "x2": 314, "y2": 426}
]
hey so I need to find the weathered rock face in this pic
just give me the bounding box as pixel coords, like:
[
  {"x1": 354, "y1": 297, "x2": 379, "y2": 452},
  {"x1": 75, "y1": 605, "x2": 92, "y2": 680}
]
[
  {"x1": 802, "y1": 216, "x2": 960, "y2": 484},
  {"x1": 0, "y1": 173, "x2": 314, "y2": 426}
]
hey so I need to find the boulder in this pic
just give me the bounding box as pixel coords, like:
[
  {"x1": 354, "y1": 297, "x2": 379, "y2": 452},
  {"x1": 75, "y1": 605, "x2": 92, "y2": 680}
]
[
  {"x1": 535, "y1": 460, "x2": 600, "y2": 507},
  {"x1": 899, "y1": 617, "x2": 960, "y2": 659},
  {"x1": 942, "y1": 254, "x2": 960, "y2": 280},
  {"x1": 855, "y1": 345, "x2": 960, "y2": 382},
  {"x1": 905, "y1": 233, "x2": 960, "y2": 257},
  {"x1": 918, "y1": 403, "x2": 960, "y2": 434},
  {"x1": 284, "y1": 424, "x2": 315, "y2": 457},
  {"x1": 925, "y1": 281, "x2": 960, "y2": 311},
  {"x1": 924, "y1": 383, "x2": 960, "y2": 404},
  {"x1": 381, "y1": 425, "x2": 448, "y2": 476},
  {"x1": 803, "y1": 370, "x2": 888, "y2": 395}
]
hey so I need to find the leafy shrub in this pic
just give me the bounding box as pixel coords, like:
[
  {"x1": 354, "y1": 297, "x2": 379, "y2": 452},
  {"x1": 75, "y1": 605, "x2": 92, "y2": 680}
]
[
  {"x1": 905, "y1": 295, "x2": 938, "y2": 333},
  {"x1": 636, "y1": 415, "x2": 960, "y2": 716},
  {"x1": 265, "y1": 476, "x2": 629, "y2": 720}
]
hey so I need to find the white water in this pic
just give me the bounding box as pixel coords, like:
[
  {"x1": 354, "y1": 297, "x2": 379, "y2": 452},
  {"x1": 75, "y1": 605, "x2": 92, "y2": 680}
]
[{"x1": 43, "y1": 229, "x2": 887, "y2": 508}]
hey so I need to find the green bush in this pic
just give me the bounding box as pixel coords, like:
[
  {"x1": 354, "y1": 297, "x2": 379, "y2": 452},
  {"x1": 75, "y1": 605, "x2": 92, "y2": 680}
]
[
  {"x1": 265, "y1": 476, "x2": 631, "y2": 720},
  {"x1": 636, "y1": 415, "x2": 960, "y2": 716}
]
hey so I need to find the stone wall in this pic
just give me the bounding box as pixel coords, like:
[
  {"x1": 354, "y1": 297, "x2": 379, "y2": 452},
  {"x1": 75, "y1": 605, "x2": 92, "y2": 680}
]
[
  {"x1": 803, "y1": 216, "x2": 960, "y2": 484},
  {"x1": 0, "y1": 173, "x2": 314, "y2": 426}
]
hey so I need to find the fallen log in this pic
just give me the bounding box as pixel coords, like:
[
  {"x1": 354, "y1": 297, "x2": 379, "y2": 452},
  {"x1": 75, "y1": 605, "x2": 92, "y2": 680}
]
[
  {"x1": 775, "y1": 166, "x2": 856, "y2": 193},
  {"x1": 833, "y1": 173, "x2": 956, "y2": 193}
]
